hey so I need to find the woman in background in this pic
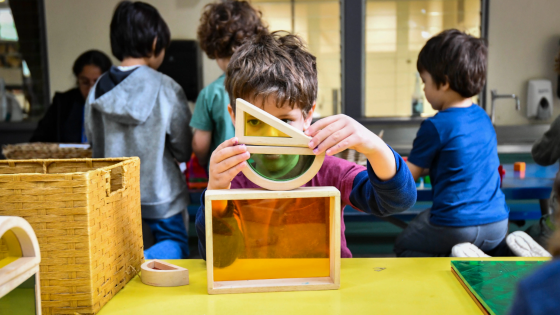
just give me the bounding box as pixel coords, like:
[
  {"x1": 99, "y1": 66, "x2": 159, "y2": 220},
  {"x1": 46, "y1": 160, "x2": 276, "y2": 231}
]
[{"x1": 31, "y1": 50, "x2": 112, "y2": 143}]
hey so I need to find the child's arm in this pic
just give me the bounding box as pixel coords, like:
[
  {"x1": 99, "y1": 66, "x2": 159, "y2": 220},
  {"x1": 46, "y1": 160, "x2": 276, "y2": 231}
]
[
  {"x1": 532, "y1": 115, "x2": 560, "y2": 166},
  {"x1": 192, "y1": 129, "x2": 212, "y2": 166},
  {"x1": 406, "y1": 161, "x2": 429, "y2": 182},
  {"x1": 349, "y1": 148, "x2": 416, "y2": 216},
  {"x1": 305, "y1": 115, "x2": 396, "y2": 180},
  {"x1": 167, "y1": 86, "x2": 193, "y2": 163}
]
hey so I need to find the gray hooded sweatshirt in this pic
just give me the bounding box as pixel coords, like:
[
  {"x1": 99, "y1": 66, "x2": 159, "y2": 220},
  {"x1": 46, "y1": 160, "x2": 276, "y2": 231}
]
[{"x1": 85, "y1": 65, "x2": 192, "y2": 219}]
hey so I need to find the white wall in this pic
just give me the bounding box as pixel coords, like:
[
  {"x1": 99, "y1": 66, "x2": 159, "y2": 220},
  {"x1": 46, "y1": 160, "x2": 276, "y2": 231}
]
[
  {"x1": 487, "y1": 0, "x2": 560, "y2": 126},
  {"x1": 44, "y1": 0, "x2": 222, "y2": 99}
]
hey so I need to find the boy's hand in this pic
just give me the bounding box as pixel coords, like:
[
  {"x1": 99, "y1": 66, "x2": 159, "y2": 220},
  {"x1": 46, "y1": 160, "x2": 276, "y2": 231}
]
[
  {"x1": 207, "y1": 137, "x2": 250, "y2": 190},
  {"x1": 305, "y1": 114, "x2": 380, "y2": 157},
  {"x1": 305, "y1": 114, "x2": 396, "y2": 180}
]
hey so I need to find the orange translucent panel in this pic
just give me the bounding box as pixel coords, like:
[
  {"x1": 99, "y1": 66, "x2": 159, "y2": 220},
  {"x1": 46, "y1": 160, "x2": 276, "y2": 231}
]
[
  {"x1": 212, "y1": 197, "x2": 331, "y2": 281},
  {"x1": 244, "y1": 113, "x2": 290, "y2": 137}
]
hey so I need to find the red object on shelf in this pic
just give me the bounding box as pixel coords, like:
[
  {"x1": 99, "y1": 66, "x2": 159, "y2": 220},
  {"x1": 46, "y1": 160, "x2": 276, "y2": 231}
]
[
  {"x1": 185, "y1": 153, "x2": 209, "y2": 190},
  {"x1": 498, "y1": 165, "x2": 506, "y2": 187}
]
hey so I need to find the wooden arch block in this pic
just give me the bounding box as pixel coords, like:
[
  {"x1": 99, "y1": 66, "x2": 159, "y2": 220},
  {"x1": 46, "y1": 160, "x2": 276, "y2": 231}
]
[
  {"x1": 141, "y1": 260, "x2": 189, "y2": 287},
  {"x1": 234, "y1": 98, "x2": 326, "y2": 191}
]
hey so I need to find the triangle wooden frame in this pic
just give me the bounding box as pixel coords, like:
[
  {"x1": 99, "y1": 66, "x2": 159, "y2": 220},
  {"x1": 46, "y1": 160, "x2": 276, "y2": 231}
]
[{"x1": 235, "y1": 98, "x2": 311, "y2": 147}]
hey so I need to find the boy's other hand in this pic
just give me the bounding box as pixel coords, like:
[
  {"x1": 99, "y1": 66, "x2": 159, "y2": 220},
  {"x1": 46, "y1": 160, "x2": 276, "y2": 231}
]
[
  {"x1": 305, "y1": 114, "x2": 382, "y2": 157},
  {"x1": 207, "y1": 137, "x2": 250, "y2": 190},
  {"x1": 305, "y1": 114, "x2": 397, "y2": 181}
]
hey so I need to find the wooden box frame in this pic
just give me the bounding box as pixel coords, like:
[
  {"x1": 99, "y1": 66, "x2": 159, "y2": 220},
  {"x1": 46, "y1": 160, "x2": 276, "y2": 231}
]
[
  {"x1": 234, "y1": 98, "x2": 325, "y2": 191},
  {"x1": 205, "y1": 187, "x2": 340, "y2": 294},
  {"x1": 0, "y1": 216, "x2": 42, "y2": 315}
]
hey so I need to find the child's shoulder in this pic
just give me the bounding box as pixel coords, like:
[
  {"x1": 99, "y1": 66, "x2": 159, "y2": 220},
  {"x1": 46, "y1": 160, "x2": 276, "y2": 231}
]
[
  {"x1": 428, "y1": 105, "x2": 491, "y2": 132},
  {"x1": 196, "y1": 74, "x2": 227, "y2": 103}
]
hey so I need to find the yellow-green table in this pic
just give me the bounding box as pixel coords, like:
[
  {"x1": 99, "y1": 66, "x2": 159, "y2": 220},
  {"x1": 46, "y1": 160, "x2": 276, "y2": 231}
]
[{"x1": 98, "y1": 257, "x2": 548, "y2": 315}]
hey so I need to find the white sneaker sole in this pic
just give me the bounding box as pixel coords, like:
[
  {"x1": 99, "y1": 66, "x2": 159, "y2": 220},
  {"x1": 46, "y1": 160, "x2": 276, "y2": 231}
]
[
  {"x1": 506, "y1": 231, "x2": 552, "y2": 257},
  {"x1": 451, "y1": 243, "x2": 490, "y2": 257}
]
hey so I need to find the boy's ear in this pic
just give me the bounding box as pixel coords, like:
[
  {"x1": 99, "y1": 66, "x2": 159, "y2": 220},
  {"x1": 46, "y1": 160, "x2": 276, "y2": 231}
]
[
  {"x1": 303, "y1": 102, "x2": 317, "y2": 131},
  {"x1": 152, "y1": 37, "x2": 158, "y2": 55},
  {"x1": 439, "y1": 76, "x2": 450, "y2": 91},
  {"x1": 228, "y1": 104, "x2": 235, "y2": 127}
]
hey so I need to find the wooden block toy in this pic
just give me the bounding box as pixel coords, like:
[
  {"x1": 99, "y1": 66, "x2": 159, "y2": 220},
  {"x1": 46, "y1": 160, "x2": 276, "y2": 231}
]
[
  {"x1": 205, "y1": 187, "x2": 341, "y2": 294},
  {"x1": 141, "y1": 260, "x2": 189, "y2": 287},
  {"x1": 235, "y1": 98, "x2": 325, "y2": 191},
  {"x1": 0, "y1": 216, "x2": 42, "y2": 314},
  {"x1": 514, "y1": 162, "x2": 526, "y2": 172}
]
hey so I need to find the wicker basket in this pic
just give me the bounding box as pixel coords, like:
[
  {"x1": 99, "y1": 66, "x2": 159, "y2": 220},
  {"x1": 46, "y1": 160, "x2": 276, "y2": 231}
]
[
  {"x1": 0, "y1": 157, "x2": 143, "y2": 314},
  {"x1": 2, "y1": 143, "x2": 93, "y2": 159}
]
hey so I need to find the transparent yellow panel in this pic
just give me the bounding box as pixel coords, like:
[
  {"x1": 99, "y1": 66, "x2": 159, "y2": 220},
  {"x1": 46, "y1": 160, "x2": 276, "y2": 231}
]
[
  {"x1": 212, "y1": 197, "x2": 331, "y2": 281},
  {"x1": 244, "y1": 113, "x2": 290, "y2": 138},
  {"x1": 0, "y1": 230, "x2": 23, "y2": 269},
  {"x1": 0, "y1": 274, "x2": 37, "y2": 315}
]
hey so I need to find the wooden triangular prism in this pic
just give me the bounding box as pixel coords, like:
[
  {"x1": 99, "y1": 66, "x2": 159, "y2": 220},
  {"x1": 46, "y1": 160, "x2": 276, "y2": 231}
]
[{"x1": 235, "y1": 98, "x2": 311, "y2": 147}]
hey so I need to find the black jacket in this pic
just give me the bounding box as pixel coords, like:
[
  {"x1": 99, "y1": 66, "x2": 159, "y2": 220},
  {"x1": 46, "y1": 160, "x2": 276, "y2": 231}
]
[{"x1": 30, "y1": 88, "x2": 85, "y2": 143}]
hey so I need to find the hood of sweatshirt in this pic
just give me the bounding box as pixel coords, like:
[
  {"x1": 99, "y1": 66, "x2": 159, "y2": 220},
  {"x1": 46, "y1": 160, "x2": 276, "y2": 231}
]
[{"x1": 87, "y1": 65, "x2": 162, "y2": 125}]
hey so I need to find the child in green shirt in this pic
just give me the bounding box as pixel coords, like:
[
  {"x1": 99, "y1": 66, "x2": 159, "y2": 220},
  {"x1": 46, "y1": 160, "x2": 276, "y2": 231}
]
[{"x1": 191, "y1": 0, "x2": 268, "y2": 166}]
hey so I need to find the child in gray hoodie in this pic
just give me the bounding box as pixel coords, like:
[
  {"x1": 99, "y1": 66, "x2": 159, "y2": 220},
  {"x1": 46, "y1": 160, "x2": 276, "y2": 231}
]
[{"x1": 85, "y1": 1, "x2": 193, "y2": 259}]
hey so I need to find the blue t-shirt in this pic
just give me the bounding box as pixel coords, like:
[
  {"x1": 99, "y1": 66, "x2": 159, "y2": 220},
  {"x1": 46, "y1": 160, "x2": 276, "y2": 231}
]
[
  {"x1": 508, "y1": 259, "x2": 560, "y2": 315},
  {"x1": 408, "y1": 105, "x2": 508, "y2": 227}
]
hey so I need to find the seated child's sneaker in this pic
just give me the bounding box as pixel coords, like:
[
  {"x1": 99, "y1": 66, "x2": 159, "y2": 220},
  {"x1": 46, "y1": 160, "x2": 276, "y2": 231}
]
[
  {"x1": 451, "y1": 243, "x2": 490, "y2": 257},
  {"x1": 506, "y1": 231, "x2": 552, "y2": 257}
]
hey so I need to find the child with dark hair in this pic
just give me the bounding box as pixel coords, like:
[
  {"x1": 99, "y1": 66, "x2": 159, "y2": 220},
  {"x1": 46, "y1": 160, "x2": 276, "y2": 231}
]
[
  {"x1": 85, "y1": 1, "x2": 192, "y2": 259},
  {"x1": 195, "y1": 31, "x2": 416, "y2": 262},
  {"x1": 397, "y1": 29, "x2": 549, "y2": 257},
  {"x1": 191, "y1": 0, "x2": 268, "y2": 166},
  {"x1": 31, "y1": 50, "x2": 112, "y2": 143}
]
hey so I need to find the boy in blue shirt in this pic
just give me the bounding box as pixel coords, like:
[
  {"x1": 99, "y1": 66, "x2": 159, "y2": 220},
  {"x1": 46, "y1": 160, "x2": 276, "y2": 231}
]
[
  {"x1": 396, "y1": 29, "x2": 549, "y2": 257},
  {"x1": 191, "y1": 0, "x2": 268, "y2": 166}
]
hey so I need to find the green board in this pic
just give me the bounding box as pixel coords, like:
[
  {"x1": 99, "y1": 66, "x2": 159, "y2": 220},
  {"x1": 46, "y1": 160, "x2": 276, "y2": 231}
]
[{"x1": 451, "y1": 261, "x2": 546, "y2": 315}]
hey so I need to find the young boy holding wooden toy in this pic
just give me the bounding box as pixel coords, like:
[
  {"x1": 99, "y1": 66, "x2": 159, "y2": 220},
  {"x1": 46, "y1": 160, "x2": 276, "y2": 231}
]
[
  {"x1": 397, "y1": 29, "x2": 549, "y2": 257},
  {"x1": 195, "y1": 31, "x2": 416, "y2": 261},
  {"x1": 85, "y1": 1, "x2": 192, "y2": 259}
]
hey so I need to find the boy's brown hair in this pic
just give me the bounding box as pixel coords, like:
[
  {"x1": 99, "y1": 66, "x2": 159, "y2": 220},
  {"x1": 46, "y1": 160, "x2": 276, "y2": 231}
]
[
  {"x1": 417, "y1": 29, "x2": 487, "y2": 98},
  {"x1": 197, "y1": 0, "x2": 268, "y2": 59},
  {"x1": 225, "y1": 31, "x2": 317, "y2": 117}
]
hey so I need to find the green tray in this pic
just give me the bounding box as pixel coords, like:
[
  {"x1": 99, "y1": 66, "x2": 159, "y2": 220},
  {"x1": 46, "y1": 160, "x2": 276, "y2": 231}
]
[{"x1": 451, "y1": 260, "x2": 546, "y2": 315}]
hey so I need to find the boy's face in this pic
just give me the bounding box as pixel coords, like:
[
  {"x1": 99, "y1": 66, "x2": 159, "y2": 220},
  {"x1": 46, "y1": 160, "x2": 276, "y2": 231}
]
[
  {"x1": 420, "y1": 71, "x2": 446, "y2": 111},
  {"x1": 228, "y1": 95, "x2": 316, "y2": 178}
]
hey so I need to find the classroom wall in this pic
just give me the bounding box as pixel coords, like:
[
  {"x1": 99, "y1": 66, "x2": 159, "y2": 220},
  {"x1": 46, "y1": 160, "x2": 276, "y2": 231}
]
[
  {"x1": 487, "y1": 0, "x2": 560, "y2": 126},
  {"x1": 44, "y1": 0, "x2": 222, "y2": 100}
]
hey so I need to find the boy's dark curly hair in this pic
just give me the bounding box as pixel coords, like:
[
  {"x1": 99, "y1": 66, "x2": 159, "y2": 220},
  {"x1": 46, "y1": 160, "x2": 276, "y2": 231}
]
[{"x1": 197, "y1": 0, "x2": 268, "y2": 59}]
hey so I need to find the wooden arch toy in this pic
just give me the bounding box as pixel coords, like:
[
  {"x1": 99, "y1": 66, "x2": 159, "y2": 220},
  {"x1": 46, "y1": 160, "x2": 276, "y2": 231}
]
[
  {"x1": 235, "y1": 98, "x2": 325, "y2": 191},
  {"x1": 141, "y1": 260, "x2": 189, "y2": 287},
  {"x1": 0, "y1": 216, "x2": 41, "y2": 314}
]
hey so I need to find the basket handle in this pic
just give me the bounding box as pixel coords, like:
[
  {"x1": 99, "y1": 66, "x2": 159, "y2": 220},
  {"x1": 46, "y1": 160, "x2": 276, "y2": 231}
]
[{"x1": 106, "y1": 164, "x2": 127, "y2": 196}]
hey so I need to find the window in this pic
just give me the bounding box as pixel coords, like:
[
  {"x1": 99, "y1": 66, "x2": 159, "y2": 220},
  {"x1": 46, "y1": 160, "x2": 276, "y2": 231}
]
[
  {"x1": 252, "y1": 0, "x2": 341, "y2": 118},
  {"x1": 364, "y1": 0, "x2": 481, "y2": 117}
]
